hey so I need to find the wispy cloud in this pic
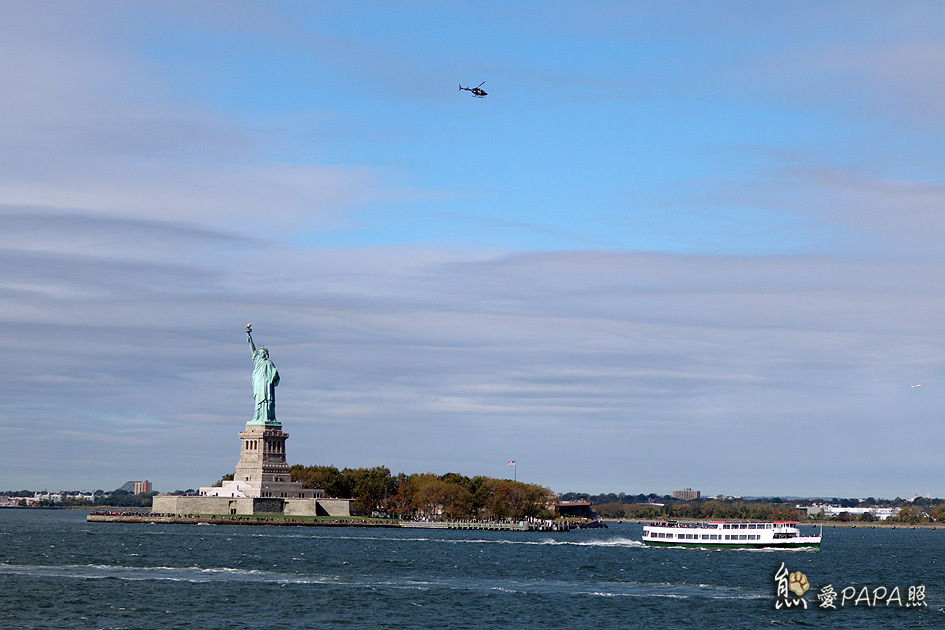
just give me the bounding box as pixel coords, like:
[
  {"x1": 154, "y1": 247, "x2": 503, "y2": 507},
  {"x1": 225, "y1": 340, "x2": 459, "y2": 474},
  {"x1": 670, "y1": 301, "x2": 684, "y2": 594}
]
[{"x1": 3, "y1": 2, "x2": 945, "y2": 498}]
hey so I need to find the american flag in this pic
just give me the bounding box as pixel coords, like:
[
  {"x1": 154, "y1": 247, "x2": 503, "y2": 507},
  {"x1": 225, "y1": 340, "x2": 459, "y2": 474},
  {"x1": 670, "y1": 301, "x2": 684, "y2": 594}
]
[{"x1": 508, "y1": 460, "x2": 516, "y2": 465}]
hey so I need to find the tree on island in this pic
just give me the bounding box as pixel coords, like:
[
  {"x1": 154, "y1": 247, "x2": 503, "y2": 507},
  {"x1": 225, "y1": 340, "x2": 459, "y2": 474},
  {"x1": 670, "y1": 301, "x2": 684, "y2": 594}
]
[{"x1": 286, "y1": 465, "x2": 556, "y2": 520}]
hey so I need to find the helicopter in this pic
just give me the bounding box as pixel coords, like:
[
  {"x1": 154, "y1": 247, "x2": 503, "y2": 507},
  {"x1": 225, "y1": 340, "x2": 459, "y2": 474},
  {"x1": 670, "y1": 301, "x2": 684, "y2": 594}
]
[{"x1": 459, "y1": 81, "x2": 487, "y2": 98}]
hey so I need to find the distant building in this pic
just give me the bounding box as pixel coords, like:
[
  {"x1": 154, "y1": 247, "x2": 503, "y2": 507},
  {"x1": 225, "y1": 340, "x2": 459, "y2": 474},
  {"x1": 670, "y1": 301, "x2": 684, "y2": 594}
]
[
  {"x1": 133, "y1": 481, "x2": 152, "y2": 495},
  {"x1": 805, "y1": 504, "x2": 899, "y2": 520},
  {"x1": 672, "y1": 488, "x2": 701, "y2": 501}
]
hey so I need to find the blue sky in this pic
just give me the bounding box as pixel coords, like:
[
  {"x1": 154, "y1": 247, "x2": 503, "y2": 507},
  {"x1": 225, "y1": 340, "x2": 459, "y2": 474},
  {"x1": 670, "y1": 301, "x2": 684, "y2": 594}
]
[{"x1": 3, "y1": 1, "x2": 945, "y2": 498}]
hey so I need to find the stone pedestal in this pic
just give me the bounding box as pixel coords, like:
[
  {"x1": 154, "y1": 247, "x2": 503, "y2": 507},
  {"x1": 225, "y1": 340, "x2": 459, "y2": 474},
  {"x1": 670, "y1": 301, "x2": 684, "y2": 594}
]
[
  {"x1": 234, "y1": 424, "x2": 290, "y2": 490},
  {"x1": 232, "y1": 422, "x2": 320, "y2": 500}
]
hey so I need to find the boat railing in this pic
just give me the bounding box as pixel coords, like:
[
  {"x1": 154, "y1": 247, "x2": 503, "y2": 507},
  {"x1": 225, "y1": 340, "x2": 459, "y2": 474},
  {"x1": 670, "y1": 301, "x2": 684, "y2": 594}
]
[{"x1": 647, "y1": 521, "x2": 723, "y2": 530}]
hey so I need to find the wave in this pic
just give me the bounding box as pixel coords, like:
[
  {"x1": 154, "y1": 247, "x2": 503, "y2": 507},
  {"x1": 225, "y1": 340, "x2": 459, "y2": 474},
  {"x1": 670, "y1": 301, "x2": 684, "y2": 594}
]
[
  {"x1": 0, "y1": 561, "x2": 770, "y2": 601},
  {"x1": 236, "y1": 531, "x2": 642, "y2": 548},
  {"x1": 0, "y1": 562, "x2": 327, "y2": 584},
  {"x1": 575, "y1": 582, "x2": 769, "y2": 601},
  {"x1": 131, "y1": 527, "x2": 649, "y2": 552},
  {"x1": 553, "y1": 537, "x2": 647, "y2": 548}
]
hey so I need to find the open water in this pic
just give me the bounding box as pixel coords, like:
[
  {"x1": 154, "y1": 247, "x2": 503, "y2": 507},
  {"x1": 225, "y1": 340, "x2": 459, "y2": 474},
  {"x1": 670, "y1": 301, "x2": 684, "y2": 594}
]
[{"x1": 1, "y1": 509, "x2": 943, "y2": 629}]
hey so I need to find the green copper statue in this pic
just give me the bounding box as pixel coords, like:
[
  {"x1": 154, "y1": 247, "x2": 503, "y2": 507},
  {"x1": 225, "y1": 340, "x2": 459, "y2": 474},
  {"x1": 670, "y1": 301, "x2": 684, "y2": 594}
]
[{"x1": 246, "y1": 324, "x2": 280, "y2": 425}]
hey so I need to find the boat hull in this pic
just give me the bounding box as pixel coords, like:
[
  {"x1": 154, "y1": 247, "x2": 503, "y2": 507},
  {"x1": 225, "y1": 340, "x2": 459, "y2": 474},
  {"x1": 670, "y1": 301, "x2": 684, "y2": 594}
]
[{"x1": 643, "y1": 539, "x2": 820, "y2": 549}]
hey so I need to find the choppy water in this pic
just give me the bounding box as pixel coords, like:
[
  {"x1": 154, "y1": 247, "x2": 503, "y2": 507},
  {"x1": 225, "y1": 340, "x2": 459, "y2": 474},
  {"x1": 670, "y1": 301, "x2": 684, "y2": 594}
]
[{"x1": 1, "y1": 509, "x2": 942, "y2": 629}]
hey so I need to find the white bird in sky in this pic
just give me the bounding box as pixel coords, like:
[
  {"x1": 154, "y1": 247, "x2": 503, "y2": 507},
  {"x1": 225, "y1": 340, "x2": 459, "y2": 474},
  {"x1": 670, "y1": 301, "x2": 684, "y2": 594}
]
[{"x1": 911, "y1": 384, "x2": 922, "y2": 388}]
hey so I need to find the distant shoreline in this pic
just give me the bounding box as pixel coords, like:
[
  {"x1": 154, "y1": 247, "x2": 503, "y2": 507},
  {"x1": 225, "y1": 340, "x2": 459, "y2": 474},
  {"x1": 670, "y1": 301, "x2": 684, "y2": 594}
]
[{"x1": 600, "y1": 517, "x2": 943, "y2": 529}]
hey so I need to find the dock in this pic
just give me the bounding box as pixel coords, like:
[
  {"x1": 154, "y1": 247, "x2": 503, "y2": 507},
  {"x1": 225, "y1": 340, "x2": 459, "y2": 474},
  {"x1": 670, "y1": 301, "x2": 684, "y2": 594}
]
[
  {"x1": 86, "y1": 512, "x2": 399, "y2": 527},
  {"x1": 86, "y1": 512, "x2": 580, "y2": 531},
  {"x1": 400, "y1": 519, "x2": 569, "y2": 532}
]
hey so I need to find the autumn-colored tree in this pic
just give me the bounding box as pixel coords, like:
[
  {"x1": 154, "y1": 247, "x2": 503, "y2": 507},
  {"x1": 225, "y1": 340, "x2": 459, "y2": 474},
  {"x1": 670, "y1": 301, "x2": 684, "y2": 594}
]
[{"x1": 291, "y1": 465, "x2": 554, "y2": 520}]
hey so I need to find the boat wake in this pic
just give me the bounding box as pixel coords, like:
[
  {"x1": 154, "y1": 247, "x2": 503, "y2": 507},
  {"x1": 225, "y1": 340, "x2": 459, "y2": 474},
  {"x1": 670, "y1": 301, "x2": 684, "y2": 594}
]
[{"x1": 0, "y1": 562, "x2": 326, "y2": 584}]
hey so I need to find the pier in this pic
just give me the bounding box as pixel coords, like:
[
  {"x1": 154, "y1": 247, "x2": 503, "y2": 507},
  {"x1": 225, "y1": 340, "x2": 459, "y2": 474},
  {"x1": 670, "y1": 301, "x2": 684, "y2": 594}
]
[
  {"x1": 86, "y1": 512, "x2": 578, "y2": 531},
  {"x1": 86, "y1": 512, "x2": 399, "y2": 527},
  {"x1": 400, "y1": 519, "x2": 568, "y2": 532}
]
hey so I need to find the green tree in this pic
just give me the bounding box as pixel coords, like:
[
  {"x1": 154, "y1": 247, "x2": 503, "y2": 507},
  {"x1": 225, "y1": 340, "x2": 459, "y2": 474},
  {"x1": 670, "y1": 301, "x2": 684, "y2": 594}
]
[
  {"x1": 344, "y1": 466, "x2": 396, "y2": 514},
  {"x1": 291, "y1": 464, "x2": 348, "y2": 498},
  {"x1": 213, "y1": 473, "x2": 234, "y2": 487}
]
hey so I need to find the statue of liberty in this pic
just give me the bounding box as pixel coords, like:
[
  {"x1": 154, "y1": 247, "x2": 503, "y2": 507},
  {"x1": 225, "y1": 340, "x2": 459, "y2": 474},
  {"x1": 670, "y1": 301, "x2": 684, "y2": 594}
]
[{"x1": 246, "y1": 324, "x2": 279, "y2": 425}]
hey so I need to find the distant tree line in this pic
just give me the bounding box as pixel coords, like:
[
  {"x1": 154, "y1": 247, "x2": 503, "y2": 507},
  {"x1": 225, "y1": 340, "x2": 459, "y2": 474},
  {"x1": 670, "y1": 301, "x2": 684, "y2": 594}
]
[
  {"x1": 590, "y1": 499, "x2": 802, "y2": 521},
  {"x1": 563, "y1": 492, "x2": 945, "y2": 523},
  {"x1": 289, "y1": 465, "x2": 557, "y2": 520},
  {"x1": 16, "y1": 490, "x2": 157, "y2": 508},
  {"x1": 826, "y1": 503, "x2": 945, "y2": 524},
  {"x1": 560, "y1": 492, "x2": 945, "y2": 508},
  {"x1": 560, "y1": 492, "x2": 670, "y2": 505}
]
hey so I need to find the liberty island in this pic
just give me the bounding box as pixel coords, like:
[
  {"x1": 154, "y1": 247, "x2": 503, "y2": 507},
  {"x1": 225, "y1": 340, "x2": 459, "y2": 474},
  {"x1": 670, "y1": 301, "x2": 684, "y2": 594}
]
[{"x1": 89, "y1": 325, "x2": 567, "y2": 531}]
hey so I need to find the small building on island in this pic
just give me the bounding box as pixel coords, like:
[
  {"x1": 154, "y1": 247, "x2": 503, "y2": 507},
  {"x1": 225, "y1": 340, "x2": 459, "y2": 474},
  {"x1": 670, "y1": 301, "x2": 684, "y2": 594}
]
[
  {"x1": 556, "y1": 500, "x2": 595, "y2": 520},
  {"x1": 152, "y1": 326, "x2": 350, "y2": 517}
]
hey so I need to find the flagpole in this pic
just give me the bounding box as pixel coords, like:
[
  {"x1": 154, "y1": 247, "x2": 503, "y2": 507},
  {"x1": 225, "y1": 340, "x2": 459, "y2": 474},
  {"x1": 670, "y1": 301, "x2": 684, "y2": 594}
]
[{"x1": 508, "y1": 460, "x2": 516, "y2": 482}]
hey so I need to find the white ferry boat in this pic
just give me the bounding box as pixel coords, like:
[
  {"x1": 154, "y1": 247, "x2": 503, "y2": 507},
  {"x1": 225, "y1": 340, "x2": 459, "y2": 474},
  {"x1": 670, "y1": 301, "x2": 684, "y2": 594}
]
[{"x1": 642, "y1": 520, "x2": 821, "y2": 549}]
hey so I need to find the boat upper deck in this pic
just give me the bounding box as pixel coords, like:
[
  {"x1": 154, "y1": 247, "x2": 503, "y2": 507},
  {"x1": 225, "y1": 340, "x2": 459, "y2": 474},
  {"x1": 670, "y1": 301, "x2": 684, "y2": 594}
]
[{"x1": 646, "y1": 520, "x2": 799, "y2": 530}]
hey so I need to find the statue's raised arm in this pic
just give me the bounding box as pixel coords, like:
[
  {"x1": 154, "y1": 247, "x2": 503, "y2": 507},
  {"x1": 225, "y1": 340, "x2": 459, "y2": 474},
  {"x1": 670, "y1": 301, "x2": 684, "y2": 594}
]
[
  {"x1": 245, "y1": 324, "x2": 279, "y2": 425},
  {"x1": 246, "y1": 323, "x2": 257, "y2": 354}
]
